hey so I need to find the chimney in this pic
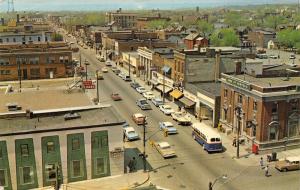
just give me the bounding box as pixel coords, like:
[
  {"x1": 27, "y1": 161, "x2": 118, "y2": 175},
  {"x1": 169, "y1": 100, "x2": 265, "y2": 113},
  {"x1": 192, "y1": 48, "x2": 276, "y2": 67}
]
[
  {"x1": 17, "y1": 14, "x2": 20, "y2": 23},
  {"x1": 1, "y1": 18, "x2": 4, "y2": 26},
  {"x1": 215, "y1": 49, "x2": 221, "y2": 81}
]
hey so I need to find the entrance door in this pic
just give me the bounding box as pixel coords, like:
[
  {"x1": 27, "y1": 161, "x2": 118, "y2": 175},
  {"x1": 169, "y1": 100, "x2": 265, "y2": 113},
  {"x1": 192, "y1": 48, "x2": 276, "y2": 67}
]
[{"x1": 23, "y1": 69, "x2": 27, "y2": 79}]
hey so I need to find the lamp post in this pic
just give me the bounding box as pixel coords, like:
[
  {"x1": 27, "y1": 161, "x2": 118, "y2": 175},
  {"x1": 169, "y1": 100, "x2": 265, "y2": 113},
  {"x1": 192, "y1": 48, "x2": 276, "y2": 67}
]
[
  {"x1": 235, "y1": 106, "x2": 242, "y2": 159},
  {"x1": 209, "y1": 174, "x2": 228, "y2": 190},
  {"x1": 96, "y1": 70, "x2": 99, "y2": 103},
  {"x1": 163, "y1": 69, "x2": 166, "y2": 104},
  {"x1": 84, "y1": 59, "x2": 89, "y2": 81},
  {"x1": 141, "y1": 117, "x2": 147, "y2": 172}
]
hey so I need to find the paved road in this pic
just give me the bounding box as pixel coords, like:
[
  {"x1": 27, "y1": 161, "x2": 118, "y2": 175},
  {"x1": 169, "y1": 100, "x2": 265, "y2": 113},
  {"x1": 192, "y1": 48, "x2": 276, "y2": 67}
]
[{"x1": 64, "y1": 34, "x2": 300, "y2": 190}]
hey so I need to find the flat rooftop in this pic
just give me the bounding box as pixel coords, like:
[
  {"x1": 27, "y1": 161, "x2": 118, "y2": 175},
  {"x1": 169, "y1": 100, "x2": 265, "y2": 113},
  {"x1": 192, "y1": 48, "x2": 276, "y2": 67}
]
[
  {"x1": 0, "y1": 106, "x2": 124, "y2": 135},
  {"x1": 233, "y1": 74, "x2": 300, "y2": 88},
  {"x1": 0, "y1": 78, "x2": 93, "y2": 113},
  {"x1": 186, "y1": 82, "x2": 221, "y2": 98}
]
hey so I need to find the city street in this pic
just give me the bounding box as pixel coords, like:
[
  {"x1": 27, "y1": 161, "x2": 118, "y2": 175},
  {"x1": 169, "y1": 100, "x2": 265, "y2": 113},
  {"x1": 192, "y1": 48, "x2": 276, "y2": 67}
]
[{"x1": 66, "y1": 35, "x2": 300, "y2": 190}]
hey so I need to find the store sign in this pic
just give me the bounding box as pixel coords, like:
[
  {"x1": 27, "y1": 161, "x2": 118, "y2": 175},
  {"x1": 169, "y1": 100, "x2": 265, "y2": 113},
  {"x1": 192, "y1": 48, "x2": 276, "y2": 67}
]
[{"x1": 225, "y1": 76, "x2": 251, "y2": 90}]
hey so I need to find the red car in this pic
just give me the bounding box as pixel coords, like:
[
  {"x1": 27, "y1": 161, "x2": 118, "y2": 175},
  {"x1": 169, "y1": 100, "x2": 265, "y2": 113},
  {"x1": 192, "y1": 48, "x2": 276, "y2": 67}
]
[{"x1": 111, "y1": 93, "x2": 122, "y2": 101}]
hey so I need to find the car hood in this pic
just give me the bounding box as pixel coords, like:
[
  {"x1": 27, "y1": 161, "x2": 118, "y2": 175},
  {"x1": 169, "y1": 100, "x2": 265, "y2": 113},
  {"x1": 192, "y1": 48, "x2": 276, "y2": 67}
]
[
  {"x1": 167, "y1": 127, "x2": 177, "y2": 132},
  {"x1": 275, "y1": 160, "x2": 286, "y2": 168},
  {"x1": 177, "y1": 116, "x2": 191, "y2": 122},
  {"x1": 160, "y1": 149, "x2": 175, "y2": 155},
  {"x1": 127, "y1": 133, "x2": 139, "y2": 138}
]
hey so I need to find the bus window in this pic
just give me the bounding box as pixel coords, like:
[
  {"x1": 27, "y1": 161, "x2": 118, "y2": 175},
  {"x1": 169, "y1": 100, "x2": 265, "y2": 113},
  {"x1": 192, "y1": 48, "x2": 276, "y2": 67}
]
[
  {"x1": 211, "y1": 138, "x2": 216, "y2": 142},
  {"x1": 216, "y1": 138, "x2": 220, "y2": 142}
]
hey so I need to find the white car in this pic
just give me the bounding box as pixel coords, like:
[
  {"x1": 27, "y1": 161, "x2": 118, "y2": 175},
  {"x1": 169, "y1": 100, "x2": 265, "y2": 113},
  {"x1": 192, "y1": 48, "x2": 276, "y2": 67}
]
[
  {"x1": 136, "y1": 87, "x2": 147, "y2": 94},
  {"x1": 142, "y1": 91, "x2": 155, "y2": 100},
  {"x1": 96, "y1": 54, "x2": 101, "y2": 60},
  {"x1": 159, "y1": 105, "x2": 175, "y2": 115},
  {"x1": 123, "y1": 127, "x2": 139, "y2": 141},
  {"x1": 171, "y1": 111, "x2": 192, "y2": 125},
  {"x1": 105, "y1": 61, "x2": 112, "y2": 66},
  {"x1": 101, "y1": 67, "x2": 108, "y2": 73},
  {"x1": 154, "y1": 141, "x2": 176, "y2": 158}
]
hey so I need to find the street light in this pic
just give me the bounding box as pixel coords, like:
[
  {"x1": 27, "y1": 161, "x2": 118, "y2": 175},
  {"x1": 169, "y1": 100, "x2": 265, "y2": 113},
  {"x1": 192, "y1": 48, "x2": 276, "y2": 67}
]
[
  {"x1": 235, "y1": 106, "x2": 242, "y2": 159},
  {"x1": 84, "y1": 59, "x2": 89, "y2": 81},
  {"x1": 209, "y1": 174, "x2": 228, "y2": 190}
]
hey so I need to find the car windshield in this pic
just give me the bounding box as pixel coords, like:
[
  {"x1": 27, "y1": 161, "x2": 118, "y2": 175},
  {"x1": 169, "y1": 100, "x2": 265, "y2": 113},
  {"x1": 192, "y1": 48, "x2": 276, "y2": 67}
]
[
  {"x1": 166, "y1": 125, "x2": 173, "y2": 128},
  {"x1": 128, "y1": 131, "x2": 136, "y2": 135},
  {"x1": 161, "y1": 145, "x2": 170, "y2": 149},
  {"x1": 165, "y1": 107, "x2": 171, "y2": 110},
  {"x1": 140, "y1": 100, "x2": 147, "y2": 104}
]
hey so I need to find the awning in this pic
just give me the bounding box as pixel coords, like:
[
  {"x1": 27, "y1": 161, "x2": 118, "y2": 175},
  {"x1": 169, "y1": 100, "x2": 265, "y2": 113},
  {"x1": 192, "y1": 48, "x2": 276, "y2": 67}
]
[
  {"x1": 162, "y1": 66, "x2": 171, "y2": 74},
  {"x1": 170, "y1": 89, "x2": 183, "y2": 99},
  {"x1": 156, "y1": 84, "x2": 172, "y2": 93},
  {"x1": 179, "y1": 97, "x2": 196, "y2": 108},
  {"x1": 149, "y1": 79, "x2": 159, "y2": 86}
]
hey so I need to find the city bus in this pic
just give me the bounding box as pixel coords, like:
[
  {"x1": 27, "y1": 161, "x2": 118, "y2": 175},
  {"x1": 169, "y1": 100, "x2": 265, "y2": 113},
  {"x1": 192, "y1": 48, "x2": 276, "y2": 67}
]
[{"x1": 192, "y1": 122, "x2": 223, "y2": 152}]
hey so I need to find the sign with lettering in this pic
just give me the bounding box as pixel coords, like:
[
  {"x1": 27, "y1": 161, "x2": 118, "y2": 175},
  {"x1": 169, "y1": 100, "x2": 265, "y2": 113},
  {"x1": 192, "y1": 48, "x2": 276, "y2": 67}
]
[{"x1": 225, "y1": 76, "x2": 251, "y2": 90}]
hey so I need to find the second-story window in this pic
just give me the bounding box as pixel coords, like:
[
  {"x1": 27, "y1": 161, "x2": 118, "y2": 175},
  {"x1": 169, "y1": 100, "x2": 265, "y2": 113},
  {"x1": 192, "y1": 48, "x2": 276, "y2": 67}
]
[
  {"x1": 253, "y1": 101, "x2": 258, "y2": 111},
  {"x1": 224, "y1": 89, "x2": 228, "y2": 98},
  {"x1": 291, "y1": 99, "x2": 298, "y2": 111},
  {"x1": 272, "y1": 102, "x2": 278, "y2": 114},
  {"x1": 21, "y1": 144, "x2": 29, "y2": 156},
  {"x1": 238, "y1": 94, "x2": 243, "y2": 104}
]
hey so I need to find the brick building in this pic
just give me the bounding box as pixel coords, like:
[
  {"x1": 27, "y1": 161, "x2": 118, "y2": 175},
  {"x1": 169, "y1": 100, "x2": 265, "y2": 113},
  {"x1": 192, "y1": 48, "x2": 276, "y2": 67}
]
[
  {"x1": 0, "y1": 42, "x2": 73, "y2": 81},
  {"x1": 220, "y1": 73, "x2": 300, "y2": 151},
  {"x1": 248, "y1": 29, "x2": 276, "y2": 48},
  {"x1": 105, "y1": 9, "x2": 136, "y2": 29}
]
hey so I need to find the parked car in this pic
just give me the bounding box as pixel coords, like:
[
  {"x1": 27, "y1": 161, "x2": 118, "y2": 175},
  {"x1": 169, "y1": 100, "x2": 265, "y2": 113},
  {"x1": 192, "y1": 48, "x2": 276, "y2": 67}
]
[
  {"x1": 269, "y1": 54, "x2": 279, "y2": 59},
  {"x1": 151, "y1": 97, "x2": 164, "y2": 107},
  {"x1": 289, "y1": 54, "x2": 296, "y2": 59},
  {"x1": 102, "y1": 67, "x2": 108, "y2": 73},
  {"x1": 100, "y1": 56, "x2": 105, "y2": 62},
  {"x1": 136, "y1": 87, "x2": 147, "y2": 94},
  {"x1": 136, "y1": 98, "x2": 152, "y2": 110},
  {"x1": 96, "y1": 54, "x2": 101, "y2": 60},
  {"x1": 111, "y1": 67, "x2": 121, "y2": 74},
  {"x1": 105, "y1": 61, "x2": 112, "y2": 66},
  {"x1": 171, "y1": 112, "x2": 192, "y2": 125},
  {"x1": 132, "y1": 113, "x2": 147, "y2": 125},
  {"x1": 159, "y1": 122, "x2": 177, "y2": 134},
  {"x1": 123, "y1": 127, "x2": 139, "y2": 141},
  {"x1": 118, "y1": 72, "x2": 125, "y2": 78},
  {"x1": 256, "y1": 54, "x2": 268, "y2": 59},
  {"x1": 122, "y1": 75, "x2": 131, "y2": 82},
  {"x1": 154, "y1": 141, "x2": 176, "y2": 158},
  {"x1": 275, "y1": 157, "x2": 300, "y2": 172},
  {"x1": 142, "y1": 91, "x2": 155, "y2": 100},
  {"x1": 111, "y1": 93, "x2": 122, "y2": 101},
  {"x1": 130, "y1": 81, "x2": 141, "y2": 89},
  {"x1": 159, "y1": 105, "x2": 175, "y2": 115}
]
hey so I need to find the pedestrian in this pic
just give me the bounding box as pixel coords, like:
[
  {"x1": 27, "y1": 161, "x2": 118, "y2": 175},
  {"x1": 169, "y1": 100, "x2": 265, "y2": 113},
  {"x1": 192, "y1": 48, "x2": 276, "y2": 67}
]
[
  {"x1": 260, "y1": 157, "x2": 264, "y2": 169},
  {"x1": 123, "y1": 132, "x2": 126, "y2": 142},
  {"x1": 128, "y1": 158, "x2": 133, "y2": 173},
  {"x1": 232, "y1": 137, "x2": 237, "y2": 147},
  {"x1": 265, "y1": 165, "x2": 269, "y2": 177},
  {"x1": 132, "y1": 157, "x2": 137, "y2": 172}
]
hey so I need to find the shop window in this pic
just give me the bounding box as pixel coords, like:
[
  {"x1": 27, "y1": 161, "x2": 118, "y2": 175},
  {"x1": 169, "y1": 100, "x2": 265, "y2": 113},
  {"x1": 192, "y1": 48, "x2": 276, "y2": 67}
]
[
  {"x1": 47, "y1": 141, "x2": 55, "y2": 153},
  {"x1": 72, "y1": 138, "x2": 80, "y2": 150},
  {"x1": 71, "y1": 160, "x2": 82, "y2": 177},
  {"x1": 269, "y1": 124, "x2": 278, "y2": 141},
  {"x1": 20, "y1": 166, "x2": 33, "y2": 184},
  {"x1": 272, "y1": 103, "x2": 278, "y2": 114},
  {"x1": 21, "y1": 144, "x2": 29, "y2": 156},
  {"x1": 95, "y1": 157, "x2": 107, "y2": 175},
  {"x1": 0, "y1": 169, "x2": 7, "y2": 187}
]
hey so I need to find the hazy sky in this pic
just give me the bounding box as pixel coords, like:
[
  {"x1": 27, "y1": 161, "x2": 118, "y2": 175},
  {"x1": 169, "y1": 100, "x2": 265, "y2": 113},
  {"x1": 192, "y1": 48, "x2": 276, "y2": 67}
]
[{"x1": 0, "y1": 0, "x2": 298, "y2": 11}]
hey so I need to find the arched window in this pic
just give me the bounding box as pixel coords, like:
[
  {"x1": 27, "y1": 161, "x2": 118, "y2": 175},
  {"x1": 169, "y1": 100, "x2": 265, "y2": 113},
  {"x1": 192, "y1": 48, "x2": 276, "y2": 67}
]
[{"x1": 268, "y1": 121, "x2": 279, "y2": 141}]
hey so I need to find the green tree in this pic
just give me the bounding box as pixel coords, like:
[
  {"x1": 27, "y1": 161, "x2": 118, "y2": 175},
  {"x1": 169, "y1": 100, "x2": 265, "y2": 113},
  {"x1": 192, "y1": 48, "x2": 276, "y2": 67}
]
[
  {"x1": 196, "y1": 20, "x2": 213, "y2": 37},
  {"x1": 277, "y1": 29, "x2": 300, "y2": 48},
  {"x1": 210, "y1": 28, "x2": 240, "y2": 47},
  {"x1": 147, "y1": 20, "x2": 170, "y2": 30},
  {"x1": 224, "y1": 12, "x2": 250, "y2": 27},
  {"x1": 51, "y1": 33, "x2": 63, "y2": 41},
  {"x1": 264, "y1": 15, "x2": 289, "y2": 29}
]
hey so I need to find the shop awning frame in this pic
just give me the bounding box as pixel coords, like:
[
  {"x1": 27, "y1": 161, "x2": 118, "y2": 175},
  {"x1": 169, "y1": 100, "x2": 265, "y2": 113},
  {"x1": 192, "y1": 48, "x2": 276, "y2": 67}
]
[
  {"x1": 170, "y1": 89, "x2": 183, "y2": 99},
  {"x1": 179, "y1": 96, "x2": 196, "y2": 108}
]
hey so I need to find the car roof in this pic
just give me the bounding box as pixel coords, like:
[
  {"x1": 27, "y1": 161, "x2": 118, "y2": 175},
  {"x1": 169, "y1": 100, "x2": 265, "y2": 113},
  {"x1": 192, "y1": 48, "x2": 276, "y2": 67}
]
[
  {"x1": 138, "y1": 98, "x2": 147, "y2": 101},
  {"x1": 158, "y1": 142, "x2": 170, "y2": 148},
  {"x1": 133, "y1": 113, "x2": 145, "y2": 117},
  {"x1": 125, "y1": 127, "x2": 135, "y2": 132},
  {"x1": 286, "y1": 156, "x2": 300, "y2": 162},
  {"x1": 162, "y1": 121, "x2": 173, "y2": 126},
  {"x1": 163, "y1": 105, "x2": 171, "y2": 108},
  {"x1": 154, "y1": 97, "x2": 162, "y2": 100}
]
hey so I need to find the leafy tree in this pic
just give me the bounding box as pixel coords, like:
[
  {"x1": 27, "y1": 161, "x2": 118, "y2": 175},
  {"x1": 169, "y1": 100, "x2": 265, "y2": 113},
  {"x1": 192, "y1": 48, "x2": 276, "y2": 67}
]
[
  {"x1": 51, "y1": 33, "x2": 63, "y2": 41},
  {"x1": 264, "y1": 15, "x2": 289, "y2": 29},
  {"x1": 196, "y1": 20, "x2": 213, "y2": 37},
  {"x1": 277, "y1": 29, "x2": 300, "y2": 48},
  {"x1": 147, "y1": 20, "x2": 170, "y2": 30},
  {"x1": 210, "y1": 28, "x2": 240, "y2": 47},
  {"x1": 224, "y1": 12, "x2": 249, "y2": 27}
]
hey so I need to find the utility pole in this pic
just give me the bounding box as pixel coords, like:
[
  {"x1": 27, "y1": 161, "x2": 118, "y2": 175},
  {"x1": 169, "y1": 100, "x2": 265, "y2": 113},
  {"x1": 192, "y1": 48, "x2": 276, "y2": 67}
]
[
  {"x1": 84, "y1": 59, "x2": 89, "y2": 81},
  {"x1": 128, "y1": 53, "x2": 131, "y2": 78},
  {"x1": 163, "y1": 69, "x2": 166, "y2": 104},
  {"x1": 142, "y1": 118, "x2": 147, "y2": 172},
  {"x1": 235, "y1": 107, "x2": 242, "y2": 159},
  {"x1": 79, "y1": 53, "x2": 82, "y2": 67},
  {"x1": 17, "y1": 56, "x2": 22, "y2": 92},
  {"x1": 96, "y1": 70, "x2": 99, "y2": 104}
]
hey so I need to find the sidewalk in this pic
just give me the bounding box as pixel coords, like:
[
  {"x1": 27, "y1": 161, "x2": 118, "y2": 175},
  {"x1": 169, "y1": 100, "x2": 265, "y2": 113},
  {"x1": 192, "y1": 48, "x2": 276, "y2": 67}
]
[{"x1": 116, "y1": 63, "x2": 300, "y2": 167}]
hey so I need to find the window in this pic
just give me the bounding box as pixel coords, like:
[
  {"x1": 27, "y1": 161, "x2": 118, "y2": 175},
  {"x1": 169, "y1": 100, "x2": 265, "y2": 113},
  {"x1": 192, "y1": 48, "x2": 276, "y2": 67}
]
[
  {"x1": 0, "y1": 39, "x2": 2, "y2": 43},
  {"x1": 46, "y1": 57, "x2": 55, "y2": 64},
  {"x1": 95, "y1": 157, "x2": 107, "y2": 175},
  {"x1": 6, "y1": 38, "x2": 9, "y2": 43},
  {"x1": 238, "y1": 95, "x2": 243, "y2": 104},
  {"x1": 269, "y1": 124, "x2": 278, "y2": 141},
  {"x1": 47, "y1": 141, "x2": 55, "y2": 153},
  {"x1": 272, "y1": 103, "x2": 278, "y2": 114},
  {"x1": 0, "y1": 169, "x2": 7, "y2": 187},
  {"x1": 20, "y1": 166, "x2": 33, "y2": 184},
  {"x1": 0, "y1": 70, "x2": 11, "y2": 75},
  {"x1": 21, "y1": 144, "x2": 29, "y2": 156},
  {"x1": 72, "y1": 138, "x2": 80, "y2": 150},
  {"x1": 71, "y1": 160, "x2": 82, "y2": 177},
  {"x1": 224, "y1": 89, "x2": 228, "y2": 97},
  {"x1": 101, "y1": 136, "x2": 108, "y2": 147},
  {"x1": 46, "y1": 164, "x2": 56, "y2": 181},
  {"x1": 59, "y1": 56, "x2": 64, "y2": 63},
  {"x1": 45, "y1": 37, "x2": 48, "y2": 42},
  {"x1": 291, "y1": 100, "x2": 298, "y2": 111},
  {"x1": 30, "y1": 68, "x2": 40, "y2": 76},
  {"x1": 92, "y1": 136, "x2": 99, "y2": 149},
  {"x1": 29, "y1": 57, "x2": 39, "y2": 64},
  {"x1": 253, "y1": 101, "x2": 257, "y2": 111},
  {"x1": 38, "y1": 37, "x2": 41, "y2": 41}
]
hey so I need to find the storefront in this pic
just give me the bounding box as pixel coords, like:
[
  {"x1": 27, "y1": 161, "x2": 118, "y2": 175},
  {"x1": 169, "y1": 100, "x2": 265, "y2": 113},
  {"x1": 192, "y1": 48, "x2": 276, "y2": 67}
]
[{"x1": 178, "y1": 90, "x2": 199, "y2": 115}]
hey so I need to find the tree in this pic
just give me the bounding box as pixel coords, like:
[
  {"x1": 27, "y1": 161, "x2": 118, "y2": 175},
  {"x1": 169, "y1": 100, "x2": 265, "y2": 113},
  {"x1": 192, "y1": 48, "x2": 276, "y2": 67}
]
[
  {"x1": 147, "y1": 20, "x2": 170, "y2": 30},
  {"x1": 264, "y1": 15, "x2": 289, "y2": 30},
  {"x1": 224, "y1": 12, "x2": 250, "y2": 27},
  {"x1": 277, "y1": 29, "x2": 300, "y2": 48},
  {"x1": 210, "y1": 28, "x2": 240, "y2": 47},
  {"x1": 51, "y1": 33, "x2": 63, "y2": 41},
  {"x1": 196, "y1": 20, "x2": 213, "y2": 37}
]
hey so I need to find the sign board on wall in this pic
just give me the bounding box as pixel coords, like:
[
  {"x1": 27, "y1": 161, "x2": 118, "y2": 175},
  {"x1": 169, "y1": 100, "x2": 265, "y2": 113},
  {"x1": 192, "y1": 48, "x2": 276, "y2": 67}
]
[{"x1": 152, "y1": 71, "x2": 174, "y2": 87}]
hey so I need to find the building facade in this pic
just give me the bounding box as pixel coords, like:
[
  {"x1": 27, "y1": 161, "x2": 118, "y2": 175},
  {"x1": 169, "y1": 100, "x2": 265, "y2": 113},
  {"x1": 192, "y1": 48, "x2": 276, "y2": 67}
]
[
  {"x1": 105, "y1": 9, "x2": 137, "y2": 29},
  {"x1": 0, "y1": 42, "x2": 73, "y2": 81},
  {"x1": 220, "y1": 73, "x2": 300, "y2": 151},
  {"x1": 0, "y1": 106, "x2": 124, "y2": 190}
]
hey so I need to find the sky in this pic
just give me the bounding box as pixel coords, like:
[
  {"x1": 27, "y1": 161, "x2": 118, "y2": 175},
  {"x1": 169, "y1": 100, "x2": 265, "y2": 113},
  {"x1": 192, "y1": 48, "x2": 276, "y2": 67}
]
[{"x1": 0, "y1": 0, "x2": 298, "y2": 11}]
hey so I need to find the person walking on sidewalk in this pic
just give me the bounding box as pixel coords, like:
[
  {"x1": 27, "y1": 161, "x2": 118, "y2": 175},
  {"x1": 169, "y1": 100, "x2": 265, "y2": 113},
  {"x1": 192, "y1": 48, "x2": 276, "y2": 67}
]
[
  {"x1": 265, "y1": 165, "x2": 269, "y2": 177},
  {"x1": 260, "y1": 157, "x2": 264, "y2": 169},
  {"x1": 232, "y1": 137, "x2": 237, "y2": 147}
]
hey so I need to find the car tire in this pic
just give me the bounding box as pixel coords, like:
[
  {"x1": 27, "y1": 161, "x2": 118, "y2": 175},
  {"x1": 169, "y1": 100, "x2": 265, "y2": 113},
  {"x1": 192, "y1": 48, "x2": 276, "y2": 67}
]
[
  {"x1": 193, "y1": 134, "x2": 196, "y2": 140},
  {"x1": 283, "y1": 168, "x2": 288, "y2": 172}
]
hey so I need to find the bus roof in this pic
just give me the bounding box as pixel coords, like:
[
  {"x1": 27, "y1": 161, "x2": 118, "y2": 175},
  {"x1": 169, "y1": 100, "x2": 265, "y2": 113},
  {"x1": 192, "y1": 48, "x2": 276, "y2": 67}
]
[{"x1": 192, "y1": 122, "x2": 221, "y2": 139}]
